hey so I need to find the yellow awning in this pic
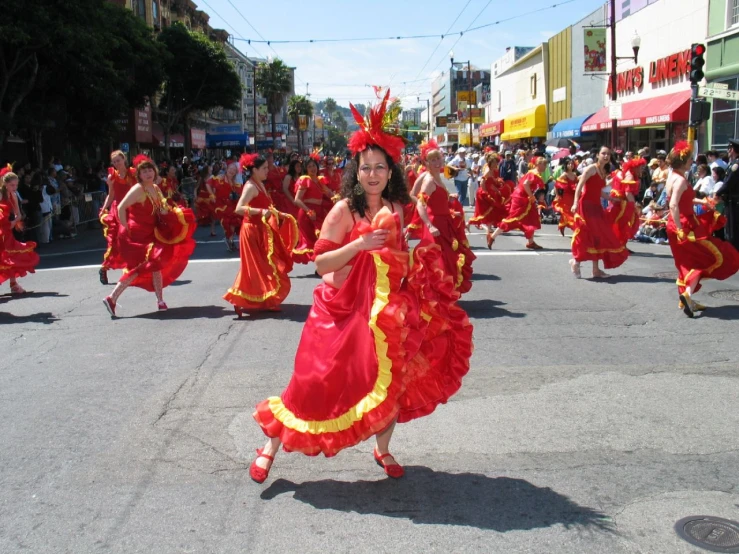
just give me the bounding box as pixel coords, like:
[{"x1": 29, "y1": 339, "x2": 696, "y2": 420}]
[{"x1": 500, "y1": 105, "x2": 547, "y2": 141}]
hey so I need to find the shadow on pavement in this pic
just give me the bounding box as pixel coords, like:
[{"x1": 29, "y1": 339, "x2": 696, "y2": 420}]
[
  {"x1": 0, "y1": 291, "x2": 69, "y2": 304},
  {"x1": 697, "y1": 305, "x2": 739, "y2": 320},
  {"x1": 594, "y1": 274, "x2": 675, "y2": 284},
  {"x1": 134, "y1": 305, "x2": 233, "y2": 320},
  {"x1": 261, "y1": 468, "x2": 613, "y2": 533},
  {"x1": 458, "y1": 299, "x2": 525, "y2": 319},
  {"x1": 230, "y1": 303, "x2": 311, "y2": 323},
  {"x1": 471, "y1": 273, "x2": 501, "y2": 282},
  {"x1": 169, "y1": 280, "x2": 192, "y2": 287},
  {"x1": 0, "y1": 311, "x2": 59, "y2": 325}
]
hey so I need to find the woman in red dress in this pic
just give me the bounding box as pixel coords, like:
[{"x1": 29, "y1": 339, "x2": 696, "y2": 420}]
[
  {"x1": 552, "y1": 158, "x2": 578, "y2": 236},
  {"x1": 320, "y1": 156, "x2": 343, "y2": 193},
  {"x1": 195, "y1": 165, "x2": 217, "y2": 235},
  {"x1": 211, "y1": 163, "x2": 242, "y2": 252},
  {"x1": 489, "y1": 156, "x2": 547, "y2": 250},
  {"x1": 664, "y1": 141, "x2": 739, "y2": 317},
  {"x1": 569, "y1": 146, "x2": 629, "y2": 279},
  {"x1": 102, "y1": 157, "x2": 196, "y2": 317},
  {"x1": 249, "y1": 90, "x2": 472, "y2": 483},
  {"x1": 159, "y1": 164, "x2": 185, "y2": 208},
  {"x1": 0, "y1": 168, "x2": 39, "y2": 295},
  {"x1": 608, "y1": 157, "x2": 645, "y2": 246},
  {"x1": 224, "y1": 153, "x2": 297, "y2": 317},
  {"x1": 271, "y1": 159, "x2": 301, "y2": 219},
  {"x1": 99, "y1": 150, "x2": 136, "y2": 285},
  {"x1": 469, "y1": 153, "x2": 512, "y2": 249},
  {"x1": 292, "y1": 158, "x2": 330, "y2": 264},
  {"x1": 264, "y1": 151, "x2": 285, "y2": 198},
  {"x1": 414, "y1": 140, "x2": 476, "y2": 293}
]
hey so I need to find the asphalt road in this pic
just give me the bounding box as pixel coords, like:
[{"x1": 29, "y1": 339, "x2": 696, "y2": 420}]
[{"x1": 1, "y1": 218, "x2": 738, "y2": 554}]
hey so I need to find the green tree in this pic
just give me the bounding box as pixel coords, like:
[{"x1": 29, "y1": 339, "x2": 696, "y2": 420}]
[
  {"x1": 323, "y1": 98, "x2": 338, "y2": 118},
  {"x1": 256, "y1": 58, "x2": 292, "y2": 151},
  {"x1": 158, "y1": 23, "x2": 241, "y2": 158},
  {"x1": 287, "y1": 94, "x2": 313, "y2": 154}
]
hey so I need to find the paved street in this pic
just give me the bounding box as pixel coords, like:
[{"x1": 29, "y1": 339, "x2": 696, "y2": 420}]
[{"x1": 2, "y1": 219, "x2": 739, "y2": 554}]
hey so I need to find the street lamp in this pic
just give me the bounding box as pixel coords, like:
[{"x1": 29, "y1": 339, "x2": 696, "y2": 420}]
[{"x1": 609, "y1": 0, "x2": 641, "y2": 150}]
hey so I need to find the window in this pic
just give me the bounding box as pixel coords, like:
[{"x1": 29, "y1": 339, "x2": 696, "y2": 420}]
[
  {"x1": 530, "y1": 75, "x2": 537, "y2": 98},
  {"x1": 133, "y1": 0, "x2": 146, "y2": 19},
  {"x1": 497, "y1": 90, "x2": 502, "y2": 112},
  {"x1": 727, "y1": 0, "x2": 739, "y2": 28},
  {"x1": 711, "y1": 77, "x2": 739, "y2": 149}
]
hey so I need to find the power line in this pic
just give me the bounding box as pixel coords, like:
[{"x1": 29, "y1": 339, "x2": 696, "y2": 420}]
[{"x1": 197, "y1": 0, "x2": 269, "y2": 61}]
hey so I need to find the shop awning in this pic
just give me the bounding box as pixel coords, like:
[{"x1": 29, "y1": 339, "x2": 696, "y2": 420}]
[
  {"x1": 581, "y1": 90, "x2": 691, "y2": 132},
  {"x1": 500, "y1": 105, "x2": 547, "y2": 141},
  {"x1": 480, "y1": 120, "x2": 504, "y2": 138},
  {"x1": 551, "y1": 114, "x2": 594, "y2": 139}
]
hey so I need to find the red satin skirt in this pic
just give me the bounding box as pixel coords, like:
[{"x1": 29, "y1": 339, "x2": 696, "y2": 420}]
[
  {"x1": 215, "y1": 201, "x2": 242, "y2": 240},
  {"x1": 0, "y1": 225, "x2": 39, "y2": 285},
  {"x1": 571, "y1": 199, "x2": 629, "y2": 269},
  {"x1": 223, "y1": 213, "x2": 297, "y2": 311},
  {"x1": 608, "y1": 200, "x2": 639, "y2": 245},
  {"x1": 195, "y1": 190, "x2": 215, "y2": 225},
  {"x1": 253, "y1": 235, "x2": 473, "y2": 457},
  {"x1": 119, "y1": 208, "x2": 197, "y2": 291},
  {"x1": 293, "y1": 205, "x2": 326, "y2": 264},
  {"x1": 100, "y1": 201, "x2": 127, "y2": 270},
  {"x1": 498, "y1": 189, "x2": 540, "y2": 239},
  {"x1": 552, "y1": 190, "x2": 576, "y2": 232},
  {"x1": 469, "y1": 189, "x2": 507, "y2": 227},
  {"x1": 270, "y1": 190, "x2": 299, "y2": 219}
]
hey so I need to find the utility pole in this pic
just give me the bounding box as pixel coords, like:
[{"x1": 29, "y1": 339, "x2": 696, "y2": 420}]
[
  {"x1": 609, "y1": 0, "x2": 617, "y2": 150},
  {"x1": 468, "y1": 61, "x2": 473, "y2": 147},
  {"x1": 252, "y1": 58, "x2": 258, "y2": 152}
]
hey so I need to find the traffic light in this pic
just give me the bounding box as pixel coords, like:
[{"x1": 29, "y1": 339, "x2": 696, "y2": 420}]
[
  {"x1": 690, "y1": 98, "x2": 712, "y2": 125},
  {"x1": 690, "y1": 43, "x2": 706, "y2": 85}
]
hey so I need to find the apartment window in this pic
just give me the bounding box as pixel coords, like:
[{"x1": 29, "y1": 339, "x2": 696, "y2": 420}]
[
  {"x1": 711, "y1": 77, "x2": 739, "y2": 149},
  {"x1": 530, "y1": 75, "x2": 537, "y2": 98},
  {"x1": 497, "y1": 90, "x2": 502, "y2": 112},
  {"x1": 133, "y1": 0, "x2": 146, "y2": 19},
  {"x1": 152, "y1": 0, "x2": 159, "y2": 25},
  {"x1": 732, "y1": 0, "x2": 739, "y2": 27}
]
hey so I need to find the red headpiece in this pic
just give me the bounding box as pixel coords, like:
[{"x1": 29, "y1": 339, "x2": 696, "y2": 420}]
[
  {"x1": 132, "y1": 154, "x2": 153, "y2": 168},
  {"x1": 621, "y1": 157, "x2": 646, "y2": 177},
  {"x1": 0, "y1": 163, "x2": 13, "y2": 179},
  {"x1": 239, "y1": 153, "x2": 259, "y2": 170},
  {"x1": 419, "y1": 139, "x2": 440, "y2": 161},
  {"x1": 348, "y1": 89, "x2": 405, "y2": 163},
  {"x1": 671, "y1": 140, "x2": 692, "y2": 160}
]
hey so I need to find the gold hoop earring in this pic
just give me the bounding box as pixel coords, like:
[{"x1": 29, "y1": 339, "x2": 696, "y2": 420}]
[{"x1": 353, "y1": 183, "x2": 364, "y2": 196}]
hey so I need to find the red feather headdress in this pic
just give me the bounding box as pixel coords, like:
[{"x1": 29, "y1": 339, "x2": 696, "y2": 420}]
[
  {"x1": 419, "y1": 139, "x2": 440, "y2": 161},
  {"x1": 239, "y1": 153, "x2": 259, "y2": 170},
  {"x1": 132, "y1": 154, "x2": 153, "y2": 168},
  {"x1": 0, "y1": 163, "x2": 14, "y2": 179},
  {"x1": 348, "y1": 89, "x2": 405, "y2": 163},
  {"x1": 621, "y1": 156, "x2": 646, "y2": 177},
  {"x1": 671, "y1": 140, "x2": 692, "y2": 159}
]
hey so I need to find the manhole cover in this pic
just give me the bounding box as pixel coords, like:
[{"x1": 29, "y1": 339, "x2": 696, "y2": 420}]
[
  {"x1": 708, "y1": 290, "x2": 739, "y2": 302},
  {"x1": 654, "y1": 271, "x2": 678, "y2": 280},
  {"x1": 675, "y1": 516, "x2": 739, "y2": 552}
]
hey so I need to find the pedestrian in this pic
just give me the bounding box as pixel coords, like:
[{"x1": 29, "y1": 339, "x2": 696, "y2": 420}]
[
  {"x1": 500, "y1": 150, "x2": 516, "y2": 182},
  {"x1": 449, "y1": 146, "x2": 470, "y2": 206},
  {"x1": 0, "y1": 167, "x2": 39, "y2": 295},
  {"x1": 223, "y1": 153, "x2": 297, "y2": 317},
  {"x1": 569, "y1": 146, "x2": 629, "y2": 279},
  {"x1": 248, "y1": 92, "x2": 472, "y2": 483}
]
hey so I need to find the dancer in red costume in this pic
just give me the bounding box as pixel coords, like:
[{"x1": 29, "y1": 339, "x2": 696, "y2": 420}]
[
  {"x1": 320, "y1": 155, "x2": 343, "y2": 193},
  {"x1": 292, "y1": 157, "x2": 331, "y2": 264},
  {"x1": 609, "y1": 157, "x2": 645, "y2": 246},
  {"x1": 0, "y1": 167, "x2": 39, "y2": 294},
  {"x1": 489, "y1": 156, "x2": 548, "y2": 249},
  {"x1": 414, "y1": 139, "x2": 476, "y2": 293},
  {"x1": 569, "y1": 146, "x2": 629, "y2": 279},
  {"x1": 664, "y1": 141, "x2": 739, "y2": 317},
  {"x1": 102, "y1": 157, "x2": 196, "y2": 317},
  {"x1": 264, "y1": 151, "x2": 285, "y2": 198},
  {"x1": 99, "y1": 150, "x2": 136, "y2": 285},
  {"x1": 552, "y1": 158, "x2": 578, "y2": 236},
  {"x1": 469, "y1": 152, "x2": 513, "y2": 249},
  {"x1": 249, "y1": 90, "x2": 473, "y2": 484},
  {"x1": 211, "y1": 163, "x2": 242, "y2": 252},
  {"x1": 159, "y1": 164, "x2": 186, "y2": 208},
  {"x1": 195, "y1": 165, "x2": 217, "y2": 235},
  {"x1": 272, "y1": 159, "x2": 301, "y2": 219},
  {"x1": 223, "y1": 153, "x2": 297, "y2": 317}
]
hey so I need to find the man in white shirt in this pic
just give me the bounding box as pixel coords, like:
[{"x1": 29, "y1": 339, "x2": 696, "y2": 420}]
[
  {"x1": 450, "y1": 147, "x2": 470, "y2": 206},
  {"x1": 707, "y1": 150, "x2": 728, "y2": 171}
]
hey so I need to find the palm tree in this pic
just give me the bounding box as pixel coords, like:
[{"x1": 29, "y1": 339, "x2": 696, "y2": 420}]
[
  {"x1": 287, "y1": 94, "x2": 313, "y2": 153},
  {"x1": 256, "y1": 58, "x2": 292, "y2": 150}
]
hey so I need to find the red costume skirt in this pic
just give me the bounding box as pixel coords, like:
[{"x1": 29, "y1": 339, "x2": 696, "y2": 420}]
[
  {"x1": 119, "y1": 208, "x2": 197, "y2": 291},
  {"x1": 0, "y1": 226, "x2": 39, "y2": 285},
  {"x1": 215, "y1": 202, "x2": 242, "y2": 240},
  {"x1": 497, "y1": 190, "x2": 540, "y2": 239},
  {"x1": 552, "y1": 189, "x2": 576, "y2": 232},
  {"x1": 571, "y1": 199, "x2": 629, "y2": 269},
  {"x1": 195, "y1": 191, "x2": 215, "y2": 225},
  {"x1": 270, "y1": 190, "x2": 299, "y2": 219},
  {"x1": 293, "y1": 205, "x2": 325, "y2": 264},
  {"x1": 223, "y1": 213, "x2": 298, "y2": 311},
  {"x1": 100, "y1": 202, "x2": 126, "y2": 270},
  {"x1": 667, "y1": 219, "x2": 739, "y2": 295},
  {"x1": 427, "y1": 211, "x2": 475, "y2": 294},
  {"x1": 608, "y1": 200, "x2": 639, "y2": 245},
  {"x1": 469, "y1": 189, "x2": 507, "y2": 228},
  {"x1": 253, "y1": 232, "x2": 473, "y2": 456}
]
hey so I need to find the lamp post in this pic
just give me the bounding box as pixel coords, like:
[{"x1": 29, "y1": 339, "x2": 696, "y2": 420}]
[
  {"x1": 450, "y1": 51, "x2": 474, "y2": 148},
  {"x1": 251, "y1": 58, "x2": 258, "y2": 152},
  {"x1": 609, "y1": 0, "x2": 641, "y2": 150}
]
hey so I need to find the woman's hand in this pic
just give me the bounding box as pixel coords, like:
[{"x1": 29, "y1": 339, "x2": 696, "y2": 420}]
[
  {"x1": 355, "y1": 229, "x2": 389, "y2": 251},
  {"x1": 571, "y1": 203, "x2": 578, "y2": 214},
  {"x1": 427, "y1": 224, "x2": 440, "y2": 237}
]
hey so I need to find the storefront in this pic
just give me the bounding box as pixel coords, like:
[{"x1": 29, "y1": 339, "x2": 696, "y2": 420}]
[
  {"x1": 479, "y1": 120, "x2": 504, "y2": 145},
  {"x1": 500, "y1": 105, "x2": 547, "y2": 144}
]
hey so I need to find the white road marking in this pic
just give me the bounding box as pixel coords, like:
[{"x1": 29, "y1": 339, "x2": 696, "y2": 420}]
[{"x1": 473, "y1": 251, "x2": 539, "y2": 256}]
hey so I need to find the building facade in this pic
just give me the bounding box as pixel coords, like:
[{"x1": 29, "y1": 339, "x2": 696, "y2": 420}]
[{"x1": 706, "y1": 0, "x2": 739, "y2": 149}]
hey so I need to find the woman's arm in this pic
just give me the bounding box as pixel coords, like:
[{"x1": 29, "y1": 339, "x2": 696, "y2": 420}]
[
  {"x1": 234, "y1": 183, "x2": 261, "y2": 217},
  {"x1": 415, "y1": 175, "x2": 440, "y2": 236},
  {"x1": 282, "y1": 175, "x2": 294, "y2": 203},
  {"x1": 101, "y1": 175, "x2": 115, "y2": 211},
  {"x1": 293, "y1": 187, "x2": 315, "y2": 219},
  {"x1": 669, "y1": 180, "x2": 685, "y2": 232},
  {"x1": 572, "y1": 166, "x2": 594, "y2": 212},
  {"x1": 117, "y1": 184, "x2": 144, "y2": 230}
]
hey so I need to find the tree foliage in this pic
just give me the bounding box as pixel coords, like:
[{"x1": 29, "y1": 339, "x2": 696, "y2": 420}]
[
  {"x1": 287, "y1": 94, "x2": 313, "y2": 153},
  {"x1": 256, "y1": 58, "x2": 292, "y2": 147}
]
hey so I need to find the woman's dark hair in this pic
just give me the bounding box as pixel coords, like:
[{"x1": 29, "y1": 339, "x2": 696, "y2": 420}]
[
  {"x1": 697, "y1": 163, "x2": 709, "y2": 176},
  {"x1": 559, "y1": 156, "x2": 571, "y2": 167},
  {"x1": 243, "y1": 155, "x2": 267, "y2": 171},
  {"x1": 340, "y1": 146, "x2": 411, "y2": 218},
  {"x1": 695, "y1": 154, "x2": 708, "y2": 165},
  {"x1": 287, "y1": 159, "x2": 302, "y2": 179},
  {"x1": 713, "y1": 166, "x2": 726, "y2": 182}
]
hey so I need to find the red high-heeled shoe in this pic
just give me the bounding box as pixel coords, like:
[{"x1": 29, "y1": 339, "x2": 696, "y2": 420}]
[
  {"x1": 373, "y1": 448, "x2": 404, "y2": 479},
  {"x1": 250, "y1": 448, "x2": 274, "y2": 484}
]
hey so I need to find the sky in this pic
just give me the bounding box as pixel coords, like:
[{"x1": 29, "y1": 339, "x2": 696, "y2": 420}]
[{"x1": 198, "y1": 0, "x2": 605, "y2": 109}]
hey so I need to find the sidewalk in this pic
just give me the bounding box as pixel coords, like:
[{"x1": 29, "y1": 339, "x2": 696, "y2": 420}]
[{"x1": 35, "y1": 226, "x2": 107, "y2": 258}]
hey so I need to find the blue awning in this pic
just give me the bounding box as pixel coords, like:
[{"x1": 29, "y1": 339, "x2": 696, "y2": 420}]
[
  {"x1": 551, "y1": 114, "x2": 594, "y2": 139},
  {"x1": 206, "y1": 132, "x2": 249, "y2": 148}
]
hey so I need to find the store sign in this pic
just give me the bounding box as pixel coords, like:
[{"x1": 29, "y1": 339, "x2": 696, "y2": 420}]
[
  {"x1": 553, "y1": 86, "x2": 567, "y2": 103},
  {"x1": 191, "y1": 128, "x2": 206, "y2": 149},
  {"x1": 457, "y1": 91, "x2": 477, "y2": 105},
  {"x1": 583, "y1": 28, "x2": 606, "y2": 73},
  {"x1": 436, "y1": 116, "x2": 448, "y2": 127},
  {"x1": 479, "y1": 121, "x2": 503, "y2": 137},
  {"x1": 606, "y1": 48, "x2": 691, "y2": 97}
]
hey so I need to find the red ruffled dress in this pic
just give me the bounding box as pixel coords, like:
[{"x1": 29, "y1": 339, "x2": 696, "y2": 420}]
[
  {"x1": 253, "y1": 211, "x2": 473, "y2": 456},
  {"x1": 419, "y1": 185, "x2": 475, "y2": 294},
  {"x1": 321, "y1": 168, "x2": 342, "y2": 194},
  {"x1": 195, "y1": 178, "x2": 216, "y2": 225},
  {"x1": 159, "y1": 177, "x2": 187, "y2": 208},
  {"x1": 0, "y1": 199, "x2": 39, "y2": 285},
  {"x1": 553, "y1": 174, "x2": 577, "y2": 233},
  {"x1": 608, "y1": 172, "x2": 640, "y2": 245},
  {"x1": 101, "y1": 167, "x2": 136, "y2": 270},
  {"x1": 571, "y1": 171, "x2": 629, "y2": 268},
  {"x1": 118, "y1": 187, "x2": 197, "y2": 291},
  {"x1": 667, "y1": 186, "x2": 739, "y2": 295},
  {"x1": 270, "y1": 174, "x2": 299, "y2": 219},
  {"x1": 223, "y1": 187, "x2": 298, "y2": 311},
  {"x1": 497, "y1": 171, "x2": 545, "y2": 239},
  {"x1": 212, "y1": 176, "x2": 243, "y2": 240},
  {"x1": 293, "y1": 176, "x2": 328, "y2": 264},
  {"x1": 469, "y1": 169, "x2": 511, "y2": 228}
]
